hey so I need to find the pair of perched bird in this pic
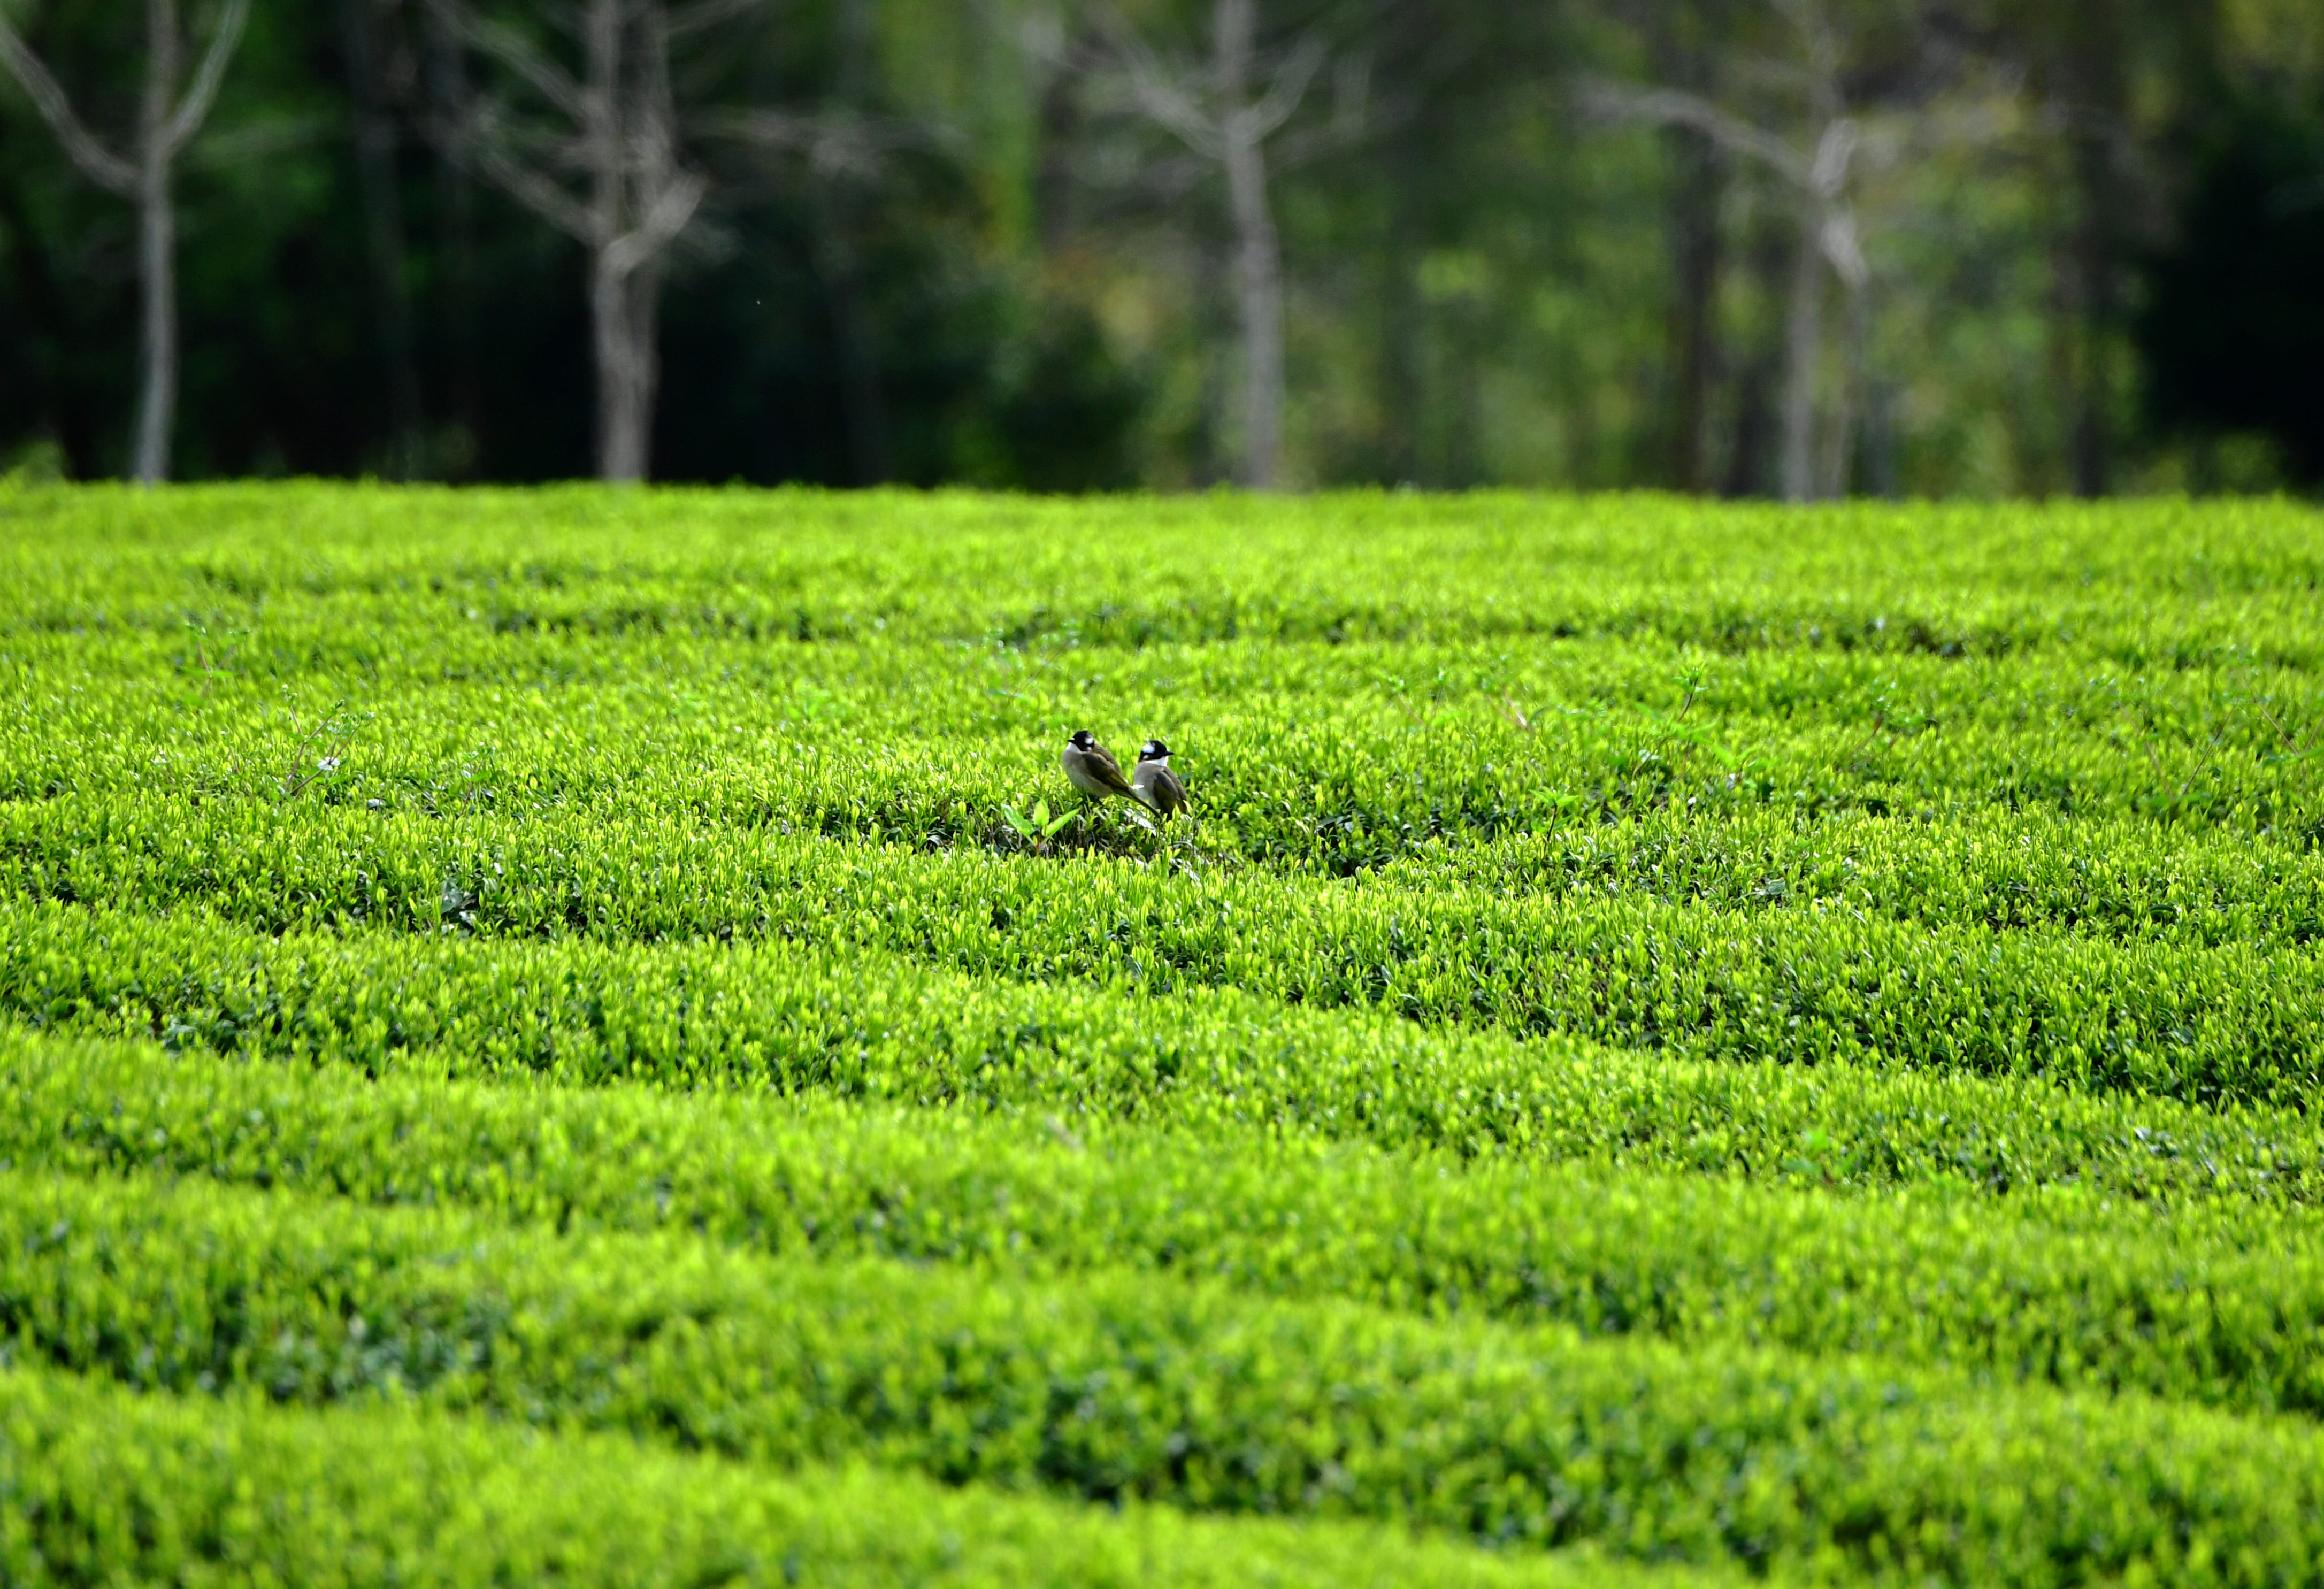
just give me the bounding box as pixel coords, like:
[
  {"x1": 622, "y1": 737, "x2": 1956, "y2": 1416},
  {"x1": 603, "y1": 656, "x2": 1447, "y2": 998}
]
[{"x1": 1062, "y1": 730, "x2": 1188, "y2": 819}]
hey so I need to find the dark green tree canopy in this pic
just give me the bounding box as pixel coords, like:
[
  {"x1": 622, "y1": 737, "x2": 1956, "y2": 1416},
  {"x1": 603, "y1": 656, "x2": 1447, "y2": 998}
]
[
  {"x1": 2137, "y1": 97, "x2": 2324, "y2": 486},
  {"x1": 0, "y1": 0, "x2": 2318, "y2": 494}
]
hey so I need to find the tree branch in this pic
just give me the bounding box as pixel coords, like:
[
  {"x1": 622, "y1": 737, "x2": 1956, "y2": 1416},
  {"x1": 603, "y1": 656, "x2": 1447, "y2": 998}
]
[
  {"x1": 1582, "y1": 79, "x2": 1807, "y2": 187},
  {"x1": 424, "y1": 0, "x2": 587, "y2": 121},
  {"x1": 1819, "y1": 205, "x2": 1868, "y2": 288},
  {"x1": 1095, "y1": 6, "x2": 1222, "y2": 160},
  {"x1": 1244, "y1": 32, "x2": 1322, "y2": 142},
  {"x1": 186, "y1": 112, "x2": 329, "y2": 169},
  {"x1": 1774, "y1": 0, "x2": 1843, "y2": 118},
  {"x1": 0, "y1": 18, "x2": 136, "y2": 194},
  {"x1": 602, "y1": 167, "x2": 703, "y2": 277},
  {"x1": 160, "y1": 0, "x2": 252, "y2": 156},
  {"x1": 695, "y1": 104, "x2": 818, "y2": 148},
  {"x1": 446, "y1": 98, "x2": 600, "y2": 242},
  {"x1": 1807, "y1": 115, "x2": 1857, "y2": 199},
  {"x1": 1269, "y1": 52, "x2": 1377, "y2": 171},
  {"x1": 1128, "y1": 69, "x2": 1219, "y2": 158},
  {"x1": 696, "y1": 105, "x2": 923, "y2": 180}
]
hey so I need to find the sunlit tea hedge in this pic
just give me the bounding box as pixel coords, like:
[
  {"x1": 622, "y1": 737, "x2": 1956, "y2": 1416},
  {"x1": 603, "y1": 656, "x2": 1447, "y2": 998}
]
[{"x1": 4, "y1": 483, "x2": 2322, "y2": 1585}]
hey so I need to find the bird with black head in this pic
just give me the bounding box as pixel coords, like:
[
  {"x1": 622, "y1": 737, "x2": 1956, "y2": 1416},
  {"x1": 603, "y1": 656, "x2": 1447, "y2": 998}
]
[
  {"x1": 1131, "y1": 738, "x2": 1189, "y2": 819},
  {"x1": 1061, "y1": 729, "x2": 1140, "y2": 811}
]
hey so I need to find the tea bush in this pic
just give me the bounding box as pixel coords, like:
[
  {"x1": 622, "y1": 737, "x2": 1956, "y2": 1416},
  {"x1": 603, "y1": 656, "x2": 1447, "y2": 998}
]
[{"x1": 4, "y1": 484, "x2": 2322, "y2": 1584}]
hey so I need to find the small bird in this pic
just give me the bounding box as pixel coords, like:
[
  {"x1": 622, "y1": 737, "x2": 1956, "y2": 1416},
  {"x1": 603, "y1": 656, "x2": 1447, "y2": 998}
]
[
  {"x1": 1130, "y1": 738, "x2": 1189, "y2": 819},
  {"x1": 1061, "y1": 729, "x2": 1140, "y2": 806}
]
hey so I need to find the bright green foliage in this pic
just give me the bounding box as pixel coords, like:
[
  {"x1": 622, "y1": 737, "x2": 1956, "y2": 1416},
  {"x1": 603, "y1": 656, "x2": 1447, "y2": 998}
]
[
  {"x1": 10, "y1": 1028, "x2": 2324, "y2": 1417},
  {"x1": 6, "y1": 802, "x2": 2321, "y2": 1104},
  {"x1": 4, "y1": 485, "x2": 2324, "y2": 1583},
  {"x1": 0, "y1": 1367, "x2": 1715, "y2": 1589},
  {"x1": 12, "y1": 1165, "x2": 2324, "y2": 1587},
  {"x1": 5, "y1": 904, "x2": 2313, "y2": 1201}
]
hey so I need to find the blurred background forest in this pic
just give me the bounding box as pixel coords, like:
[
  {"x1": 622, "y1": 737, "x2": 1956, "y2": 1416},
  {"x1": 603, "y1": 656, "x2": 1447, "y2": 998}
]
[{"x1": 0, "y1": 0, "x2": 2319, "y2": 496}]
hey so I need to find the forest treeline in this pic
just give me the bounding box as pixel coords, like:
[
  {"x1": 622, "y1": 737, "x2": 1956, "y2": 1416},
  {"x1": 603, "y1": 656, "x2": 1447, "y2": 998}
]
[{"x1": 0, "y1": 0, "x2": 2318, "y2": 495}]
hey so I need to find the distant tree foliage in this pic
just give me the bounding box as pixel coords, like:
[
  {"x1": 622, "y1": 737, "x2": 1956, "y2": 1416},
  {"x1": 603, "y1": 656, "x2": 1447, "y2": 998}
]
[
  {"x1": 0, "y1": 0, "x2": 2315, "y2": 494},
  {"x1": 2136, "y1": 98, "x2": 2324, "y2": 488}
]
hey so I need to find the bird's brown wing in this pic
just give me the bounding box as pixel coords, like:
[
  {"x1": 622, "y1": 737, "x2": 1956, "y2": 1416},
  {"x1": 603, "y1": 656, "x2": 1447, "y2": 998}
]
[
  {"x1": 1084, "y1": 743, "x2": 1141, "y2": 798},
  {"x1": 1152, "y1": 764, "x2": 1190, "y2": 812},
  {"x1": 1130, "y1": 761, "x2": 1189, "y2": 815}
]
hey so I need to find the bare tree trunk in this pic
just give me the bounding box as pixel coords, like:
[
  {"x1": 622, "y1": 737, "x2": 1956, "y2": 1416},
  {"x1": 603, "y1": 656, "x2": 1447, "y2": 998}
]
[
  {"x1": 1778, "y1": 187, "x2": 1822, "y2": 502},
  {"x1": 0, "y1": 0, "x2": 245, "y2": 485},
  {"x1": 1111, "y1": 0, "x2": 1319, "y2": 490},
  {"x1": 133, "y1": 0, "x2": 181, "y2": 485},
  {"x1": 1222, "y1": 134, "x2": 1283, "y2": 490},
  {"x1": 580, "y1": 0, "x2": 631, "y2": 481},
  {"x1": 590, "y1": 247, "x2": 651, "y2": 481},
  {"x1": 1819, "y1": 275, "x2": 1868, "y2": 498},
  {"x1": 134, "y1": 148, "x2": 178, "y2": 485},
  {"x1": 572, "y1": 0, "x2": 667, "y2": 482},
  {"x1": 632, "y1": 256, "x2": 662, "y2": 473},
  {"x1": 1216, "y1": 0, "x2": 1282, "y2": 490},
  {"x1": 1592, "y1": 47, "x2": 1858, "y2": 503},
  {"x1": 426, "y1": 0, "x2": 710, "y2": 485}
]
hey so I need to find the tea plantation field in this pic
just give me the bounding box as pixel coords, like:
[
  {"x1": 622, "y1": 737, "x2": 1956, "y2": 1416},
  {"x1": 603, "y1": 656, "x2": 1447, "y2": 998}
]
[{"x1": 5, "y1": 483, "x2": 2324, "y2": 1586}]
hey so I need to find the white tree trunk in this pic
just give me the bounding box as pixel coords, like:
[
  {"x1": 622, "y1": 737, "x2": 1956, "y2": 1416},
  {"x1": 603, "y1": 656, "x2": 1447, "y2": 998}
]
[
  {"x1": 133, "y1": 138, "x2": 178, "y2": 485},
  {"x1": 573, "y1": 0, "x2": 684, "y2": 483},
  {"x1": 133, "y1": 0, "x2": 180, "y2": 486},
  {"x1": 579, "y1": 0, "x2": 633, "y2": 483},
  {"x1": 0, "y1": 0, "x2": 242, "y2": 485},
  {"x1": 1819, "y1": 277, "x2": 1869, "y2": 500},
  {"x1": 1779, "y1": 189, "x2": 1823, "y2": 503},
  {"x1": 427, "y1": 0, "x2": 702, "y2": 486},
  {"x1": 590, "y1": 248, "x2": 655, "y2": 482},
  {"x1": 630, "y1": 257, "x2": 662, "y2": 480},
  {"x1": 1223, "y1": 127, "x2": 1283, "y2": 491},
  {"x1": 1215, "y1": 0, "x2": 1282, "y2": 491}
]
